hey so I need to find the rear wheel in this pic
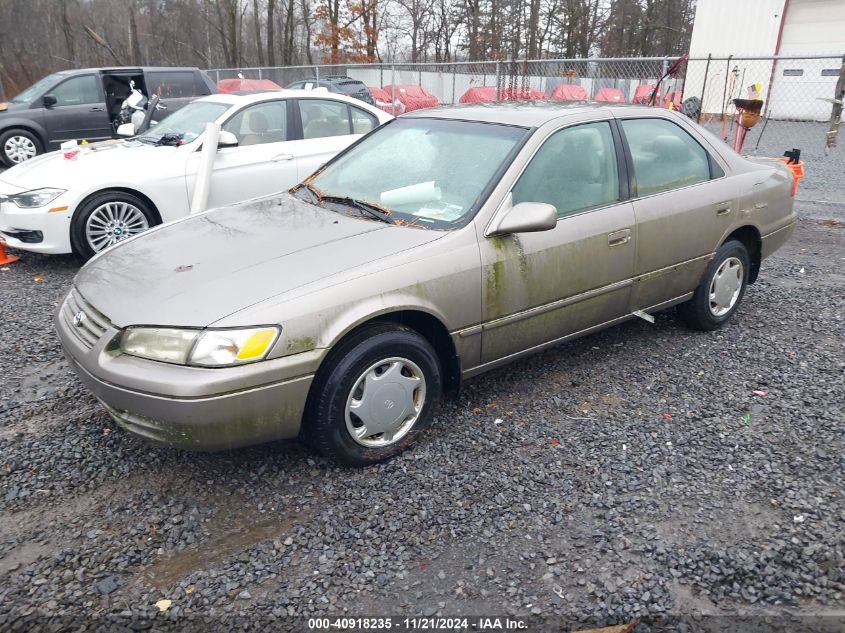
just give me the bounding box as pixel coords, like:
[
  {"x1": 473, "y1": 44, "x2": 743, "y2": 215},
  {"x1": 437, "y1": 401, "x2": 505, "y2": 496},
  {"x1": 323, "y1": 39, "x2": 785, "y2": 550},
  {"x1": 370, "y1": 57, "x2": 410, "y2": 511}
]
[
  {"x1": 303, "y1": 324, "x2": 442, "y2": 465},
  {"x1": 679, "y1": 240, "x2": 750, "y2": 331},
  {"x1": 70, "y1": 191, "x2": 157, "y2": 260},
  {"x1": 0, "y1": 129, "x2": 42, "y2": 166}
]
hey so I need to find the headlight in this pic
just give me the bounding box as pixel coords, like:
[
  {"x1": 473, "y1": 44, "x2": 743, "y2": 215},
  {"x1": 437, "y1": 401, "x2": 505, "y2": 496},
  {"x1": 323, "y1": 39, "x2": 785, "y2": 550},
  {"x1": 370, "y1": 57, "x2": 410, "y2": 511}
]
[
  {"x1": 120, "y1": 326, "x2": 280, "y2": 367},
  {"x1": 7, "y1": 188, "x2": 66, "y2": 208}
]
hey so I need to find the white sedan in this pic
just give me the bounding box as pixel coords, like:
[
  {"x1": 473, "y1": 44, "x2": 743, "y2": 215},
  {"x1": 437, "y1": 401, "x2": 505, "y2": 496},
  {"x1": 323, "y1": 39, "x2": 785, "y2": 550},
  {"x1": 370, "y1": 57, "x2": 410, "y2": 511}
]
[{"x1": 0, "y1": 90, "x2": 391, "y2": 259}]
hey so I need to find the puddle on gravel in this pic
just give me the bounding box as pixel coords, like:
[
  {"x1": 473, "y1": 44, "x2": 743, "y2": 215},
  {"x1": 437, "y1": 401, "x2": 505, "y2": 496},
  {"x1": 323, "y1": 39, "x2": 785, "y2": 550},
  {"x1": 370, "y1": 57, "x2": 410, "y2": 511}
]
[{"x1": 141, "y1": 504, "x2": 306, "y2": 588}]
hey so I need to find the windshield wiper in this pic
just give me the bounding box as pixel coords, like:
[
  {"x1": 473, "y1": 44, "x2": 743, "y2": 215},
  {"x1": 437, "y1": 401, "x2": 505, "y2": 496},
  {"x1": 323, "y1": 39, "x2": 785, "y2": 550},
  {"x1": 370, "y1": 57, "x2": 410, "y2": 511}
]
[{"x1": 322, "y1": 195, "x2": 394, "y2": 225}]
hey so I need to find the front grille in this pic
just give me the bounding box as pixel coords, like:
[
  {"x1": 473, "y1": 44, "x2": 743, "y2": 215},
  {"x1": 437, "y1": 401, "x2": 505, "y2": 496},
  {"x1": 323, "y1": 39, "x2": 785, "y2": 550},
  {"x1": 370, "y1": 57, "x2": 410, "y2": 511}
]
[{"x1": 61, "y1": 289, "x2": 111, "y2": 349}]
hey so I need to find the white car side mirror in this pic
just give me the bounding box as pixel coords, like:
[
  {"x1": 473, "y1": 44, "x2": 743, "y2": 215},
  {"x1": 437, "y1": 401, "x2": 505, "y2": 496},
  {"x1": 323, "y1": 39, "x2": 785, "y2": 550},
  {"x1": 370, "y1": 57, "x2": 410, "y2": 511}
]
[
  {"x1": 217, "y1": 130, "x2": 239, "y2": 148},
  {"x1": 116, "y1": 123, "x2": 136, "y2": 137}
]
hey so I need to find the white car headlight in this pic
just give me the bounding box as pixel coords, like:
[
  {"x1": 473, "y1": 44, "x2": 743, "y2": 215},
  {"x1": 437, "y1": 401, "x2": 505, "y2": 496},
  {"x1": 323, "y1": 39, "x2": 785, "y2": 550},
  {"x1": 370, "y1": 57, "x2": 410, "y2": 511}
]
[
  {"x1": 7, "y1": 188, "x2": 66, "y2": 208},
  {"x1": 120, "y1": 326, "x2": 280, "y2": 367}
]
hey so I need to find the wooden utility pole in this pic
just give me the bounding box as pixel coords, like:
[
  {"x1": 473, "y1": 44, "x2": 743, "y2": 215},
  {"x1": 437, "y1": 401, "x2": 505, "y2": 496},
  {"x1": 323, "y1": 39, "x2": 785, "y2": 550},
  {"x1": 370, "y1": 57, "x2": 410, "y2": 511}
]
[{"x1": 827, "y1": 54, "x2": 845, "y2": 148}]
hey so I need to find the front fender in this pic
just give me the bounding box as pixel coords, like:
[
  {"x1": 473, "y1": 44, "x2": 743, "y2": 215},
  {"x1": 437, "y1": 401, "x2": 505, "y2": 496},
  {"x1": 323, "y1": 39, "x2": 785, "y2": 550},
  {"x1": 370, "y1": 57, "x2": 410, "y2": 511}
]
[{"x1": 0, "y1": 117, "x2": 48, "y2": 146}]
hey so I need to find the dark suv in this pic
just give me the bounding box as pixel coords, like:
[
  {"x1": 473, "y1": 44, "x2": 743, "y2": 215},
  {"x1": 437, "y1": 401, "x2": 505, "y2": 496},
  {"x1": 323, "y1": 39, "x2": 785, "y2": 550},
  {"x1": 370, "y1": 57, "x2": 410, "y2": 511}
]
[
  {"x1": 0, "y1": 66, "x2": 216, "y2": 166},
  {"x1": 285, "y1": 75, "x2": 375, "y2": 106}
]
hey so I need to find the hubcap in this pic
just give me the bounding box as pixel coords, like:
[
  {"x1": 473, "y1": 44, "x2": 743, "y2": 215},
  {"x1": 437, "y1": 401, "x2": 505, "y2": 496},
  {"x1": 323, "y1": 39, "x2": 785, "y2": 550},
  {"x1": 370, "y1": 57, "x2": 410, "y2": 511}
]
[
  {"x1": 85, "y1": 202, "x2": 149, "y2": 252},
  {"x1": 4, "y1": 135, "x2": 37, "y2": 163},
  {"x1": 709, "y1": 256, "x2": 744, "y2": 317},
  {"x1": 345, "y1": 357, "x2": 426, "y2": 447}
]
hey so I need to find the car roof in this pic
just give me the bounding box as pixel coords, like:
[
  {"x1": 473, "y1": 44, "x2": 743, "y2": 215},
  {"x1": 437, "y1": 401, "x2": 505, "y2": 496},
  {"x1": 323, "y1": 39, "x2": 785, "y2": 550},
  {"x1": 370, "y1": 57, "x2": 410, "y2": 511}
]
[
  {"x1": 55, "y1": 66, "x2": 201, "y2": 75},
  {"x1": 193, "y1": 89, "x2": 382, "y2": 109},
  {"x1": 401, "y1": 101, "x2": 658, "y2": 126}
]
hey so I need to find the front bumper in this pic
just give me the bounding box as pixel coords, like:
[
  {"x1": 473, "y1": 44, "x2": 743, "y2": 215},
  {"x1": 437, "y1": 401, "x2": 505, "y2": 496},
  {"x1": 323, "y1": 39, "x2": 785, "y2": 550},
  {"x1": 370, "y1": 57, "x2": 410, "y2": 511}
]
[
  {"x1": 55, "y1": 289, "x2": 319, "y2": 451},
  {"x1": 0, "y1": 186, "x2": 79, "y2": 254}
]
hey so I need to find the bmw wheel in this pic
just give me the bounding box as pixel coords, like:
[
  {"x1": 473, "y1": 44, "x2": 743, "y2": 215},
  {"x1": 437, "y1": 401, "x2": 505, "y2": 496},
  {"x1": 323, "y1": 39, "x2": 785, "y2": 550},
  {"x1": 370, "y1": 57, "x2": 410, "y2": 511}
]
[
  {"x1": 304, "y1": 323, "x2": 442, "y2": 465},
  {"x1": 70, "y1": 191, "x2": 157, "y2": 261}
]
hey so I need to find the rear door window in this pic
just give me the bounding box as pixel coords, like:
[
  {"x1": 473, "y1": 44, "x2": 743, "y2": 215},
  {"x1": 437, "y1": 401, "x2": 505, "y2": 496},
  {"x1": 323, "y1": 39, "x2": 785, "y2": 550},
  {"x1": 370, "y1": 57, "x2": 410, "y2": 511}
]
[
  {"x1": 52, "y1": 75, "x2": 100, "y2": 106},
  {"x1": 621, "y1": 118, "x2": 712, "y2": 196},
  {"x1": 300, "y1": 99, "x2": 352, "y2": 138},
  {"x1": 350, "y1": 106, "x2": 377, "y2": 134}
]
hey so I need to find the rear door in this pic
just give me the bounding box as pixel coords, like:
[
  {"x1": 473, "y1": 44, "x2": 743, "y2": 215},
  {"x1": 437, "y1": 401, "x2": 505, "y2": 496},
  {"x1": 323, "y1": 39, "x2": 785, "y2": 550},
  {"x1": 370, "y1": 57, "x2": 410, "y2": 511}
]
[
  {"x1": 617, "y1": 116, "x2": 738, "y2": 310},
  {"x1": 41, "y1": 74, "x2": 111, "y2": 146},
  {"x1": 185, "y1": 99, "x2": 298, "y2": 209},
  {"x1": 293, "y1": 97, "x2": 379, "y2": 180}
]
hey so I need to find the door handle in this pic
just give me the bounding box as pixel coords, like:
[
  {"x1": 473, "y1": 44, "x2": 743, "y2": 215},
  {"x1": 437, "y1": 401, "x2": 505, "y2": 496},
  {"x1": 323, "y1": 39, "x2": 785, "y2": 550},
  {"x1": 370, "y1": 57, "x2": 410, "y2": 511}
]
[
  {"x1": 607, "y1": 228, "x2": 631, "y2": 247},
  {"x1": 89, "y1": 107, "x2": 105, "y2": 112},
  {"x1": 715, "y1": 201, "x2": 732, "y2": 215},
  {"x1": 272, "y1": 153, "x2": 294, "y2": 162}
]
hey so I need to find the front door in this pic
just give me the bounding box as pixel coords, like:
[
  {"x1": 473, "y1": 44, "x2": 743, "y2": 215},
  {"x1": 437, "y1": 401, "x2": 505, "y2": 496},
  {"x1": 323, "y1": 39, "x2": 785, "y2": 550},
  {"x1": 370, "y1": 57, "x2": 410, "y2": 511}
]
[
  {"x1": 186, "y1": 99, "x2": 298, "y2": 209},
  {"x1": 479, "y1": 120, "x2": 636, "y2": 364},
  {"x1": 42, "y1": 74, "x2": 112, "y2": 146}
]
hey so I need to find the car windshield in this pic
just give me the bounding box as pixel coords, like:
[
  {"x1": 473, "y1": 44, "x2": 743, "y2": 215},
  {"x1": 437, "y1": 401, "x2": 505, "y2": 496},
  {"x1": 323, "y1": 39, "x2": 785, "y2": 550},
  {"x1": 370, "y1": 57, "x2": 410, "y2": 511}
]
[
  {"x1": 137, "y1": 101, "x2": 230, "y2": 143},
  {"x1": 307, "y1": 118, "x2": 529, "y2": 229},
  {"x1": 12, "y1": 73, "x2": 63, "y2": 103}
]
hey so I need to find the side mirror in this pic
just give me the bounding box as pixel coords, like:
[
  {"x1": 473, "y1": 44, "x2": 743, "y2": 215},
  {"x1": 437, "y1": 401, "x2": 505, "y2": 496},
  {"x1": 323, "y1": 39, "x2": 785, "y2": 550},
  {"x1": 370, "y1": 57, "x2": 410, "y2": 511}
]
[
  {"x1": 116, "y1": 123, "x2": 136, "y2": 137},
  {"x1": 217, "y1": 130, "x2": 238, "y2": 148},
  {"x1": 43, "y1": 94, "x2": 57, "y2": 107},
  {"x1": 488, "y1": 201, "x2": 557, "y2": 236}
]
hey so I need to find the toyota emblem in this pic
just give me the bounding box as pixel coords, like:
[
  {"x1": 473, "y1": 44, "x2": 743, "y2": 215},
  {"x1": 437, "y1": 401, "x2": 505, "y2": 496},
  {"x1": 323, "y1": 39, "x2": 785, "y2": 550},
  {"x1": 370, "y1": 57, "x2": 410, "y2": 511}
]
[{"x1": 72, "y1": 311, "x2": 86, "y2": 327}]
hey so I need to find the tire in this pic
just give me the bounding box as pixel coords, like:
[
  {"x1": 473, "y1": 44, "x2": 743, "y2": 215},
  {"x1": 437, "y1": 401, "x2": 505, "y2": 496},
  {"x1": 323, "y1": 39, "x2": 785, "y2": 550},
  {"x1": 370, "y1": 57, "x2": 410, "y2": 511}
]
[
  {"x1": 303, "y1": 323, "x2": 442, "y2": 465},
  {"x1": 70, "y1": 191, "x2": 157, "y2": 261},
  {"x1": 679, "y1": 240, "x2": 750, "y2": 331},
  {"x1": 0, "y1": 128, "x2": 43, "y2": 166}
]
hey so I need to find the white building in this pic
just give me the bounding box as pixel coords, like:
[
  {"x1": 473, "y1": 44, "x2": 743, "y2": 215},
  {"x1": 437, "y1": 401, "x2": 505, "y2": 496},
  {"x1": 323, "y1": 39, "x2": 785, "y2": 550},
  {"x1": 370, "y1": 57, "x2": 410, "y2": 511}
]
[{"x1": 685, "y1": 0, "x2": 844, "y2": 120}]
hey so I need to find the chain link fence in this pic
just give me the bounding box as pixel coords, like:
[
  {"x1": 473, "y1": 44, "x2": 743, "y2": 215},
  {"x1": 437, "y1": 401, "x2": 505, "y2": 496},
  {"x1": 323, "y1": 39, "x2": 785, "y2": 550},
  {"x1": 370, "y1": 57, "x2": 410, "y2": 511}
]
[{"x1": 210, "y1": 54, "x2": 845, "y2": 214}]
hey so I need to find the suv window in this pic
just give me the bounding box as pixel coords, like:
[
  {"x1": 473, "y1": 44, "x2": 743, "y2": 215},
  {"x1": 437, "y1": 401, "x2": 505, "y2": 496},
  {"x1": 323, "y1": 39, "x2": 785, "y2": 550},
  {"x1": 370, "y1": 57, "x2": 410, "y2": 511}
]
[
  {"x1": 621, "y1": 118, "x2": 712, "y2": 196},
  {"x1": 512, "y1": 121, "x2": 620, "y2": 218},
  {"x1": 147, "y1": 71, "x2": 200, "y2": 98},
  {"x1": 300, "y1": 99, "x2": 352, "y2": 139},
  {"x1": 52, "y1": 75, "x2": 100, "y2": 106},
  {"x1": 223, "y1": 101, "x2": 287, "y2": 145}
]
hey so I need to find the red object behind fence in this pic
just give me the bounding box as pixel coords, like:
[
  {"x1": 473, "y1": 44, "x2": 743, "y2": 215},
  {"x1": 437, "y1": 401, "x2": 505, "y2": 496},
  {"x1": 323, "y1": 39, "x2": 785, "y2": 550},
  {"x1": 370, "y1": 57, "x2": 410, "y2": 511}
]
[
  {"x1": 382, "y1": 85, "x2": 439, "y2": 112},
  {"x1": 594, "y1": 87, "x2": 625, "y2": 103},
  {"x1": 632, "y1": 84, "x2": 656, "y2": 104},
  {"x1": 217, "y1": 78, "x2": 282, "y2": 93},
  {"x1": 500, "y1": 87, "x2": 548, "y2": 100},
  {"x1": 368, "y1": 87, "x2": 405, "y2": 114},
  {"x1": 459, "y1": 87, "x2": 498, "y2": 103},
  {"x1": 550, "y1": 84, "x2": 588, "y2": 101}
]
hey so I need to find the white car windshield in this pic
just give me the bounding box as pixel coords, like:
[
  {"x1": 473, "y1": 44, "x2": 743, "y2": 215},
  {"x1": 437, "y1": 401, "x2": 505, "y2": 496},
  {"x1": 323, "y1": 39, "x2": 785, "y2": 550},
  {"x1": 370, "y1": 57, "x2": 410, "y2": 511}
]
[
  {"x1": 138, "y1": 101, "x2": 230, "y2": 143},
  {"x1": 306, "y1": 118, "x2": 529, "y2": 229}
]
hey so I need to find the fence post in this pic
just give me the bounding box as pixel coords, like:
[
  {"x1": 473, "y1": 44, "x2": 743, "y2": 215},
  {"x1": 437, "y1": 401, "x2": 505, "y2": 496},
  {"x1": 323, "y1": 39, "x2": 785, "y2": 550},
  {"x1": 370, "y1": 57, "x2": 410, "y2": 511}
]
[
  {"x1": 495, "y1": 60, "x2": 501, "y2": 101},
  {"x1": 720, "y1": 55, "x2": 733, "y2": 125},
  {"x1": 0, "y1": 72, "x2": 5, "y2": 102},
  {"x1": 391, "y1": 63, "x2": 396, "y2": 116},
  {"x1": 315, "y1": 65, "x2": 320, "y2": 81},
  {"x1": 827, "y1": 53, "x2": 845, "y2": 148},
  {"x1": 418, "y1": 67, "x2": 422, "y2": 87},
  {"x1": 661, "y1": 57, "x2": 668, "y2": 104},
  {"x1": 215, "y1": 69, "x2": 220, "y2": 84},
  {"x1": 452, "y1": 64, "x2": 457, "y2": 104},
  {"x1": 698, "y1": 53, "x2": 712, "y2": 123},
  {"x1": 380, "y1": 65, "x2": 384, "y2": 88}
]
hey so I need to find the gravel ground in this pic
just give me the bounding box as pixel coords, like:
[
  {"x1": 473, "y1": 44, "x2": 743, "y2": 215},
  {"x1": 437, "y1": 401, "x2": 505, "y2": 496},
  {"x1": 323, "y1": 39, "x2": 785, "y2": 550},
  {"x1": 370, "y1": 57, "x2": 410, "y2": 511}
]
[{"x1": 1, "y1": 212, "x2": 843, "y2": 632}]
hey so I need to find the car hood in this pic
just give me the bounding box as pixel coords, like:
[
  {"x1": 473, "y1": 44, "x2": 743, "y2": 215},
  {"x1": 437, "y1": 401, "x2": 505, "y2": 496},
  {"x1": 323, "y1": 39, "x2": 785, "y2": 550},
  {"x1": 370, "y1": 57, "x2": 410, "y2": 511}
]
[
  {"x1": 75, "y1": 194, "x2": 445, "y2": 328},
  {"x1": 0, "y1": 141, "x2": 185, "y2": 191}
]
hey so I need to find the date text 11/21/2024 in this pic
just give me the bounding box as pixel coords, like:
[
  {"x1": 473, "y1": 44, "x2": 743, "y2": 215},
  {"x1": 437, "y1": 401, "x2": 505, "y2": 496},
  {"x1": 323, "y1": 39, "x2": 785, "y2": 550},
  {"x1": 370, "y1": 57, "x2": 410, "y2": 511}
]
[{"x1": 307, "y1": 617, "x2": 529, "y2": 630}]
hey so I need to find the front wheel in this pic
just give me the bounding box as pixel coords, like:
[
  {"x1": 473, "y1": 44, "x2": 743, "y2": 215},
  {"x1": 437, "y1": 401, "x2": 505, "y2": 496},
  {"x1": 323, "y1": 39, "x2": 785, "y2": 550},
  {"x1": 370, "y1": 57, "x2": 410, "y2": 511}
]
[
  {"x1": 679, "y1": 239, "x2": 750, "y2": 331},
  {"x1": 303, "y1": 324, "x2": 442, "y2": 465},
  {"x1": 70, "y1": 191, "x2": 157, "y2": 260},
  {"x1": 0, "y1": 128, "x2": 42, "y2": 166}
]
